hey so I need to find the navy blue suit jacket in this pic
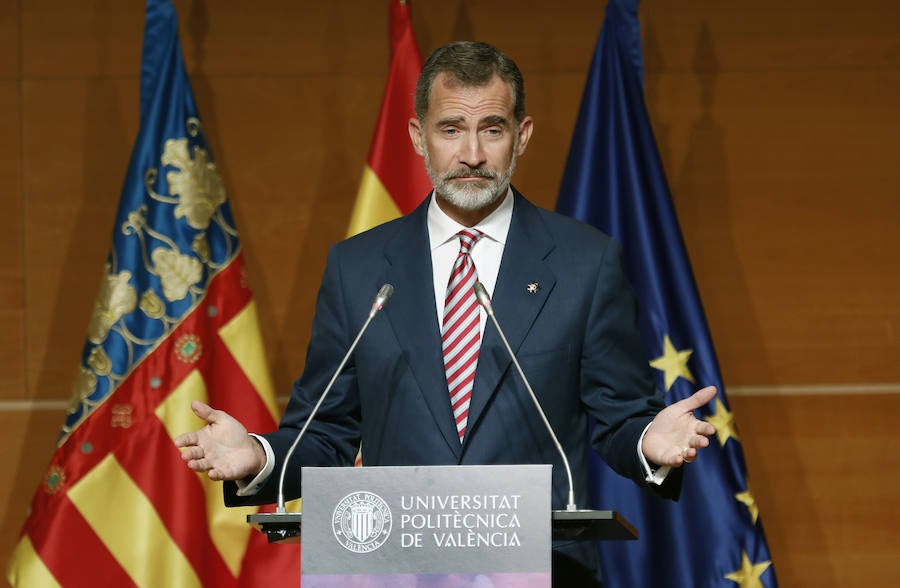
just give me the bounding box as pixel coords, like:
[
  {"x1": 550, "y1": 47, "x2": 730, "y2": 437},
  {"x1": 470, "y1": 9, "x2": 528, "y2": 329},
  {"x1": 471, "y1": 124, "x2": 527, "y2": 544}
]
[{"x1": 227, "y1": 190, "x2": 680, "y2": 579}]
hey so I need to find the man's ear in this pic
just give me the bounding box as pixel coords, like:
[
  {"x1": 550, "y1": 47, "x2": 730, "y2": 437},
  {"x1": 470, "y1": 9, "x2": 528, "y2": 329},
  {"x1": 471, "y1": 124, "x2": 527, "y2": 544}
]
[
  {"x1": 515, "y1": 115, "x2": 534, "y2": 156},
  {"x1": 408, "y1": 117, "x2": 425, "y2": 156}
]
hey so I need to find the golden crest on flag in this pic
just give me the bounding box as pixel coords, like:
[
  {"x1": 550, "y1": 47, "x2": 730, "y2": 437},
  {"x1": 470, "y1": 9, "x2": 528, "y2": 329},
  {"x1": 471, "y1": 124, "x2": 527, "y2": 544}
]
[
  {"x1": 88, "y1": 267, "x2": 138, "y2": 344},
  {"x1": 87, "y1": 346, "x2": 111, "y2": 376},
  {"x1": 139, "y1": 288, "x2": 165, "y2": 319},
  {"x1": 151, "y1": 247, "x2": 203, "y2": 301},
  {"x1": 162, "y1": 137, "x2": 226, "y2": 230},
  {"x1": 69, "y1": 365, "x2": 97, "y2": 411},
  {"x1": 192, "y1": 232, "x2": 210, "y2": 263}
]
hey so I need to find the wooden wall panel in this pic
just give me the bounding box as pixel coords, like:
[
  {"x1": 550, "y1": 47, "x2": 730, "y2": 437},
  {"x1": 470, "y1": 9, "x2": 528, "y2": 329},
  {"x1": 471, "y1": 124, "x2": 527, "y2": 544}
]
[
  {"x1": 0, "y1": 83, "x2": 24, "y2": 400},
  {"x1": 410, "y1": 1, "x2": 601, "y2": 73},
  {"x1": 655, "y1": 69, "x2": 900, "y2": 386},
  {"x1": 506, "y1": 72, "x2": 586, "y2": 210},
  {"x1": 202, "y1": 73, "x2": 383, "y2": 387},
  {"x1": 0, "y1": 4, "x2": 18, "y2": 79},
  {"x1": 20, "y1": 1, "x2": 142, "y2": 78},
  {"x1": 731, "y1": 393, "x2": 900, "y2": 587},
  {"x1": 641, "y1": 0, "x2": 900, "y2": 70},
  {"x1": 168, "y1": 1, "x2": 389, "y2": 77},
  {"x1": 20, "y1": 1, "x2": 389, "y2": 79}
]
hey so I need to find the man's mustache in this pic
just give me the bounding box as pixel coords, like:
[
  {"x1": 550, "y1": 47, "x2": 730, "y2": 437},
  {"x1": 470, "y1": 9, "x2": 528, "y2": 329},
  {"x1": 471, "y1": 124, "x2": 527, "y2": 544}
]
[{"x1": 442, "y1": 168, "x2": 498, "y2": 181}]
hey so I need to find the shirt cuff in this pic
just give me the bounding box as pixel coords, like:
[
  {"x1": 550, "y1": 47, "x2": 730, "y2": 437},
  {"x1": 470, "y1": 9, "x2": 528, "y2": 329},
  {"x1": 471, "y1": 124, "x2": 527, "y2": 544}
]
[
  {"x1": 638, "y1": 422, "x2": 671, "y2": 485},
  {"x1": 235, "y1": 433, "x2": 275, "y2": 497}
]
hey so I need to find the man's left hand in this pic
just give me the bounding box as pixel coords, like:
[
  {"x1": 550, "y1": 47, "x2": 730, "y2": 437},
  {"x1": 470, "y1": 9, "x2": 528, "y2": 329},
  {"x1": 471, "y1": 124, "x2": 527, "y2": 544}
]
[{"x1": 642, "y1": 385, "x2": 718, "y2": 467}]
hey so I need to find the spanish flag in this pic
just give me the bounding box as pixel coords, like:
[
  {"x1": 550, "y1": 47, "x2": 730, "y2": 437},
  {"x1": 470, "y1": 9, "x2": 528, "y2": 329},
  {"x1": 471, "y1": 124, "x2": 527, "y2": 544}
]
[
  {"x1": 7, "y1": 1, "x2": 299, "y2": 585},
  {"x1": 346, "y1": 0, "x2": 431, "y2": 237}
]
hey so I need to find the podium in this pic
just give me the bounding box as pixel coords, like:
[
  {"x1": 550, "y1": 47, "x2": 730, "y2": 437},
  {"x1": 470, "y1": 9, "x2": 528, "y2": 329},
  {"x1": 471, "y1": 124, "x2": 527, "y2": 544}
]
[{"x1": 247, "y1": 465, "x2": 636, "y2": 585}]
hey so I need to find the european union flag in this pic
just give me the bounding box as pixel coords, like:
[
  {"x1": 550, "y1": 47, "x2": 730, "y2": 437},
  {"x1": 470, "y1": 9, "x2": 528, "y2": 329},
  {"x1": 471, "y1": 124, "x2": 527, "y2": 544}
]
[{"x1": 556, "y1": 1, "x2": 778, "y2": 586}]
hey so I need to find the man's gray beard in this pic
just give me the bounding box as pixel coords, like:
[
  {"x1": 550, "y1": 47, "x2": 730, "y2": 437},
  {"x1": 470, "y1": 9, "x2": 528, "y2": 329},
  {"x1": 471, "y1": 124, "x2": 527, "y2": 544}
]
[{"x1": 424, "y1": 148, "x2": 517, "y2": 212}]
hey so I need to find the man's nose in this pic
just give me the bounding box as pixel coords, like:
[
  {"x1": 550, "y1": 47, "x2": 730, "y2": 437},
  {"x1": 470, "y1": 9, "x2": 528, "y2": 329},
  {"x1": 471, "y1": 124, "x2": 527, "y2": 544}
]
[{"x1": 458, "y1": 134, "x2": 486, "y2": 168}]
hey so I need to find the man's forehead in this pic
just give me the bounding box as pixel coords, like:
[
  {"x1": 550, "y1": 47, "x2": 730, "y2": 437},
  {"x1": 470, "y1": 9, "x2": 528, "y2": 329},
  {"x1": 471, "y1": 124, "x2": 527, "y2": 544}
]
[
  {"x1": 427, "y1": 73, "x2": 514, "y2": 120},
  {"x1": 433, "y1": 71, "x2": 510, "y2": 94}
]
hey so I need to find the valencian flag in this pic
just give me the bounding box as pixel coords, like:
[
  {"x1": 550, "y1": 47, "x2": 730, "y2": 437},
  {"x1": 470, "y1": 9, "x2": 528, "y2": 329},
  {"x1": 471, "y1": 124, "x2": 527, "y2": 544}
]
[
  {"x1": 345, "y1": 0, "x2": 431, "y2": 237},
  {"x1": 556, "y1": 0, "x2": 777, "y2": 586},
  {"x1": 7, "y1": 1, "x2": 299, "y2": 586}
]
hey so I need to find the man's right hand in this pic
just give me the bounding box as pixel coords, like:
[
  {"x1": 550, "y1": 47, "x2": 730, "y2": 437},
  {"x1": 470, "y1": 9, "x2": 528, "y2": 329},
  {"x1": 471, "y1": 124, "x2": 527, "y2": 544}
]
[{"x1": 174, "y1": 400, "x2": 266, "y2": 482}]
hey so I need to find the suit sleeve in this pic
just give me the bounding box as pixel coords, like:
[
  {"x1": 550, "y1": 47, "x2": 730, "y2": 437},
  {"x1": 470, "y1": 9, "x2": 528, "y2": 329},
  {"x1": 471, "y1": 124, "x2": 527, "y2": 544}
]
[
  {"x1": 225, "y1": 245, "x2": 362, "y2": 506},
  {"x1": 581, "y1": 239, "x2": 682, "y2": 499}
]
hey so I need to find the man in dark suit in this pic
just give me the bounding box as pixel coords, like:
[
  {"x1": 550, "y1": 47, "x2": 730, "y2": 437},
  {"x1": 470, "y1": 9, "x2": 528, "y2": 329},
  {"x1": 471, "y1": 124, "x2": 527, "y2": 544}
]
[{"x1": 176, "y1": 41, "x2": 716, "y2": 585}]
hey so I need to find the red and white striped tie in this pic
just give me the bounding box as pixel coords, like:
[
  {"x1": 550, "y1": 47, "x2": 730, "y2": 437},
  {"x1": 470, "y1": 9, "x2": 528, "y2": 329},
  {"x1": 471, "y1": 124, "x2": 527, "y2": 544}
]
[{"x1": 442, "y1": 229, "x2": 484, "y2": 442}]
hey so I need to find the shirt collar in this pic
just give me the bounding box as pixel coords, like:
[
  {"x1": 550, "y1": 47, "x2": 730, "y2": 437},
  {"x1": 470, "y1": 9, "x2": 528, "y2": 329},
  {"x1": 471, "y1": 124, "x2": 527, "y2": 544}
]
[{"x1": 427, "y1": 187, "x2": 514, "y2": 250}]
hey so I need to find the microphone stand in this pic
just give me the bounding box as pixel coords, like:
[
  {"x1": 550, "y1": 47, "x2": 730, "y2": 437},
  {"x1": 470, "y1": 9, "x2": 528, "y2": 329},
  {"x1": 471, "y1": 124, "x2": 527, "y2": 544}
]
[
  {"x1": 473, "y1": 282, "x2": 577, "y2": 512},
  {"x1": 275, "y1": 283, "x2": 394, "y2": 513}
]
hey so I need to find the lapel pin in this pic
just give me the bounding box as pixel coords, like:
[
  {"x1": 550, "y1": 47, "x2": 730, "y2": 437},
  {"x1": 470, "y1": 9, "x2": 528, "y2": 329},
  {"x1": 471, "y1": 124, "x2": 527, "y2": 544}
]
[{"x1": 526, "y1": 282, "x2": 541, "y2": 294}]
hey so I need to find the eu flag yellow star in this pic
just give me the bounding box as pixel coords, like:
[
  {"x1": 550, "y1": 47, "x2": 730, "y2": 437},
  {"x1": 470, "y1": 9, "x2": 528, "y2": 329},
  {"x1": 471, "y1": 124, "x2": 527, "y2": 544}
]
[
  {"x1": 736, "y1": 484, "x2": 759, "y2": 525},
  {"x1": 648, "y1": 334, "x2": 695, "y2": 392},
  {"x1": 705, "y1": 397, "x2": 739, "y2": 446},
  {"x1": 724, "y1": 550, "x2": 771, "y2": 588}
]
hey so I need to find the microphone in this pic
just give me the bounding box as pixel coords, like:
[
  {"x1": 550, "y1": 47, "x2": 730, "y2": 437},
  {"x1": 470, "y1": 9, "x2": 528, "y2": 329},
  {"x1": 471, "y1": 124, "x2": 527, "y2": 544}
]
[
  {"x1": 275, "y1": 283, "x2": 394, "y2": 513},
  {"x1": 473, "y1": 281, "x2": 578, "y2": 512}
]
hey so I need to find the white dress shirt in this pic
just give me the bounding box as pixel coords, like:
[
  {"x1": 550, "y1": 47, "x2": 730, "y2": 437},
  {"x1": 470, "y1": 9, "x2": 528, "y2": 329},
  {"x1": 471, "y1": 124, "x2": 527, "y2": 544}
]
[{"x1": 428, "y1": 188, "x2": 513, "y2": 333}]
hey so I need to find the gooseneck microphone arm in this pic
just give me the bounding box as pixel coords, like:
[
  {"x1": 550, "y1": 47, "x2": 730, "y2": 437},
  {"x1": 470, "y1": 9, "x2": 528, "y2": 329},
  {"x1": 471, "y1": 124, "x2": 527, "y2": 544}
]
[
  {"x1": 275, "y1": 283, "x2": 394, "y2": 514},
  {"x1": 473, "y1": 282, "x2": 577, "y2": 512}
]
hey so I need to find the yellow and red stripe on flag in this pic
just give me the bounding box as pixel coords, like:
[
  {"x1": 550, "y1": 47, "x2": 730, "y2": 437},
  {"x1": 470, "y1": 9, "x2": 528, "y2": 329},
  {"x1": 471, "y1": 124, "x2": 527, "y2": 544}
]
[
  {"x1": 346, "y1": 0, "x2": 432, "y2": 238},
  {"x1": 9, "y1": 257, "x2": 299, "y2": 587}
]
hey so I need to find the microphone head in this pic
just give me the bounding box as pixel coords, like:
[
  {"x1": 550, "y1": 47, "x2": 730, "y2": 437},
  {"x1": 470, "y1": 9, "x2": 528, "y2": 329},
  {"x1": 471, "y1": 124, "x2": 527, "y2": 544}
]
[
  {"x1": 373, "y1": 283, "x2": 394, "y2": 311},
  {"x1": 473, "y1": 282, "x2": 493, "y2": 314}
]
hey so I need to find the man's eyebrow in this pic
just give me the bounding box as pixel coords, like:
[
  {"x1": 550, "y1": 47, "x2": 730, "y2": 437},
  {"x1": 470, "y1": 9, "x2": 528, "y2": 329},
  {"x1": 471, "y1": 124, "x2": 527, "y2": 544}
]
[
  {"x1": 434, "y1": 114, "x2": 511, "y2": 127},
  {"x1": 436, "y1": 115, "x2": 465, "y2": 127},
  {"x1": 480, "y1": 114, "x2": 510, "y2": 127}
]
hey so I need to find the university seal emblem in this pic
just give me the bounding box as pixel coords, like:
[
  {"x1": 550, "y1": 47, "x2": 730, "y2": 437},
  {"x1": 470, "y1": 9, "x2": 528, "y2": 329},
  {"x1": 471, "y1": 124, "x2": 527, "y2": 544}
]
[{"x1": 331, "y1": 491, "x2": 392, "y2": 553}]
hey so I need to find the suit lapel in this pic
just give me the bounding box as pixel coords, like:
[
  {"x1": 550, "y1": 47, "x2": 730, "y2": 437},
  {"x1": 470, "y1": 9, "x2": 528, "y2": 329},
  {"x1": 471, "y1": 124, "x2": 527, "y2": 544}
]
[
  {"x1": 382, "y1": 199, "x2": 463, "y2": 459},
  {"x1": 465, "y1": 191, "x2": 557, "y2": 440}
]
